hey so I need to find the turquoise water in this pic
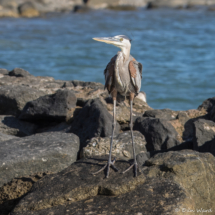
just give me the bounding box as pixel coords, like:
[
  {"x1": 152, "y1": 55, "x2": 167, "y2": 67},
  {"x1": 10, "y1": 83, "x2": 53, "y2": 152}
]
[{"x1": 0, "y1": 9, "x2": 215, "y2": 110}]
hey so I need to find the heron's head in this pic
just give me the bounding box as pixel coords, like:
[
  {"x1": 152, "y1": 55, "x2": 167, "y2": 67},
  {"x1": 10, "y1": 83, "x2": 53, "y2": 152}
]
[{"x1": 93, "y1": 35, "x2": 131, "y2": 51}]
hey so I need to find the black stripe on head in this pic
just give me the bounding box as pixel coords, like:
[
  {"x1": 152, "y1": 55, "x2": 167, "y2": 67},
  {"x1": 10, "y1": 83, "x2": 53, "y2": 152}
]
[{"x1": 119, "y1": 35, "x2": 132, "y2": 42}]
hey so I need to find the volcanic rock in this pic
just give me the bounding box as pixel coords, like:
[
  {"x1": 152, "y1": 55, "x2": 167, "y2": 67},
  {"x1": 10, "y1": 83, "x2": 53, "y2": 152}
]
[
  {"x1": 11, "y1": 150, "x2": 215, "y2": 215},
  {"x1": 0, "y1": 132, "x2": 18, "y2": 142},
  {"x1": 0, "y1": 68, "x2": 9, "y2": 75},
  {"x1": 81, "y1": 131, "x2": 147, "y2": 160},
  {"x1": 134, "y1": 117, "x2": 180, "y2": 151},
  {"x1": 0, "y1": 132, "x2": 80, "y2": 187},
  {"x1": 193, "y1": 119, "x2": 215, "y2": 156},
  {"x1": 0, "y1": 85, "x2": 46, "y2": 116},
  {"x1": 70, "y1": 98, "x2": 120, "y2": 148},
  {"x1": 0, "y1": 115, "x2": 37, "y2": 137},
  {"x1": 19, "y1": 89, "x2": 77, "y2": 122},
  {"x1": 9, "y1": 68, "x2": 31, "y2": 78}
]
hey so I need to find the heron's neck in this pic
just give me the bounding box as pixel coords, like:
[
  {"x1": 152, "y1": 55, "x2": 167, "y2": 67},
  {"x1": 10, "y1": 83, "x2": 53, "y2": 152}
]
[{"x1": 120, "y1": 46, "x2": 131, "y2": 62}]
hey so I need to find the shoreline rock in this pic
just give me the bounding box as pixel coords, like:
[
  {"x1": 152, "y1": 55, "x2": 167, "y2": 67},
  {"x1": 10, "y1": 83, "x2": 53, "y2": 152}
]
[
  {"x1": 0, "y1": 68, "x2": 215, "y2": 215},
  {"x1": 1, "y1": 0, "x2": 215, "y2": 18}
]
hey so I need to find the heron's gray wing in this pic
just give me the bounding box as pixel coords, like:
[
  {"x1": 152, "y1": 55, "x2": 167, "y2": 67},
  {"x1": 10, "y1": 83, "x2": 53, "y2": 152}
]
[
  {"x1": 104, "y1": 55, "x2": 117, "y2": 94},
  {"x1": 129, "y1": 59, "x2": 142, "y2": 94}
]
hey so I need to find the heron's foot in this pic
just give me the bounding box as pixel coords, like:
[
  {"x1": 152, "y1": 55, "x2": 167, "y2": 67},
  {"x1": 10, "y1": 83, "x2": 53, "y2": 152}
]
[
  {"x1": 122, "y1": 161, "x2": 138, "y2": 177},
  {"x1": 92, "y1": 158, "x2": 118, "y2": 178}
]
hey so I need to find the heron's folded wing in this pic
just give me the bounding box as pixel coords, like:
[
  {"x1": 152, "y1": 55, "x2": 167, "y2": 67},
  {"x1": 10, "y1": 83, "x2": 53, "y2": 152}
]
[
  {"x1": 129, "y1": 59, "x2": 142, "y2": 94},
  {"x1": 104, "y1": 56, "x2": 116, "y2": 93}
]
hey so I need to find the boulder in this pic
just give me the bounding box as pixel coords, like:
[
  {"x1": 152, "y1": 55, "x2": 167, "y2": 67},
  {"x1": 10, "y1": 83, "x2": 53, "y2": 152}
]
[
  {"x1": 0, "y1": 172, "x2": 50, "y2": 215},
  {"x1": 0, "y1": 132, "x2": 80, "y2": 187},
  {"x1": 9, "y1": 68, "x2": 31, "y2": 77},
  {"x1": 70, "y1": 98, "x2": 121, "y2": 148},
  {"x1": 0, "y1": 115, "x2": 37, "y2": 137},
  {"x1": 144, "y1": 150, "x2": 215, "y2": 213},
  {"x1": 0, "y1": 132, "x2": 18, "y2": 142},
  {"x1": 0, "y1": 68, "x2": 9, "y2": 75},
  {"x1": 11, "y1": 150, "x2": 215, "y2": 215},
  {"x1": 143, "y1": 109, "x2": 177, "y2": 120},
  {"x1": 134, "y1": 117, "x2": 180, "y2": 151},
  {"x1": 81, "y1": 131, "x2": 147, "y2": 160},
  {"x1": 19, "y1": 89, "x2": 77, "y2": 122},
  {"x1": 198, "y1": 96, "x2": 215, "y2": 113},
  {"x1": 0, "y1": 85, "x2": 46, "y2": 116},
  {"x1": 210, "y1": 105, "x2": 215, "y2": 122},
  {"x1": 193, "y1": 119, "x2": 215, "y2": 156},
  {"x1": 0, "y1": 8, "x2": 18, "y2": 17},
  {"x1": 18, "y1": 2, "x2": 39, "y2": 17}
]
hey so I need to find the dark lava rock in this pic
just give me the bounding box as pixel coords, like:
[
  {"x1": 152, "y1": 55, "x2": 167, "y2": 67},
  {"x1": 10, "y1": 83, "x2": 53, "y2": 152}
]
[
  {"x1": 19, "y1": 89, "x2": 77, "y2": 122},
  {"x1": 210, "y1": 105, "x2": 215, "y2": 122},
  {"x1": 136, "y1": 151, "x2": 150, "y2": 166},
  {"x1": 0, "y1": 85, "x2": 46, "y2": 116},
  {"x1": 134, "y1": 117, "x2": 180, "y2": 151},
  {"x1": 0, "y1": 115, "x2": 37, "y2": 137},
  {"x1": 11, "y1": 150, "x2": 215, "y2": 215},
  {"x1": 70, "y1": 98, "x2": 120, "y2": 148},
  {"x1": 9, "y1": 68, "x2": 31, "y2": 77},
  {"x1": 0, "y1": 132, "x2": 18, "y2": 142},
  {"x1": 143, "y1": 109, "x2": 176, "y2": 120},
  {"x1": 0, "y1": 68, "x2": 9, "y2": 75},
  {"x1": 198, "y1": 97, "x2": 215, "y2": 113},
  {"x1": 193, "y1": 119, "x2": 215, "y2": 156},
  {"x1": 0, "y1": 132, "x2": 80, "y2": 187}
]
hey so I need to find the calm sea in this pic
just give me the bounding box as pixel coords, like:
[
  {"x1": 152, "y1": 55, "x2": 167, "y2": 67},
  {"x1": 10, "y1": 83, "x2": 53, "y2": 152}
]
[{"x1": 0, "y1": 8, "x2": 214, "y2": 110}]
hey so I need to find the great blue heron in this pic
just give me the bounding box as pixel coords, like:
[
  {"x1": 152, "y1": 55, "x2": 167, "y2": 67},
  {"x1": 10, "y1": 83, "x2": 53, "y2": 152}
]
[{"x1": 93, "y1": 35, "x2": 142, "y2": 178}]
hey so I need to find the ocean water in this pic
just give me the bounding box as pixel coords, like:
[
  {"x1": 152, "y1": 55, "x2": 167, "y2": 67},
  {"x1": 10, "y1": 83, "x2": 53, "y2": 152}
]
[{"x1": 0, "y1": 8, "x2": 214, "y2": 110}]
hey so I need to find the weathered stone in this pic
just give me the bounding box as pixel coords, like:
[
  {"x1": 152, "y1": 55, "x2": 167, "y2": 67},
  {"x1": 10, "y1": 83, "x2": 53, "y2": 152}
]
[
  {"x1": 18, "y1": 2, "x2": 39, "y2": 17},
  {"x1": 134, "y1": 117, "x2": 180, "y2": 151},
  {"x1": 210, "y1": 105, "x2": 215, "y2": 122},
  {"x1": 0, "y1": 85, "x2": 46, "y2": 116},
  {"x1": 143, "y1": 109, "x2": 177, "y2": 120},
  {"x1": 0, "y1": 68, "x2": 9, "y2": 75},
  {"x1": 36, "y1": 122, "x2": 71, "y2": 133},
  {"x1": 136, "y1": 151, "x2": 150, "y2": 166},
  {"x1": 0, "y1": 172, "x2": 51, "y2": 215},
  {"x1": 0, "y1": 132, "x2": 18, "y2": 142},
  {"x1": 0, "y1": 115, "x2": 37, "y2": 137},
  {"x1": 19, "y1": 89, "x2": 77, "y2": 122},
  {"x1": 81, "y1": 131, "x2": 147, "y2": 160},
  {"x1": 70, "y1": 98, "x2": 121, "y2": 148},
  {"x1": 193, "y1": 119, "x2": 215, "y2": 156},
  {"x1": 11, "y1": 150, "x2": 215, "y2": 215},
  {"x1": 0, "y1": 8, "x2": 18, "y2": 17},
  {"x1": 198, "y1": 96, "x2": 215, "y2": 113},
  {"x1": 144, "y1": 150, "x2": 215, "y2": 213},
  {"x1": 9, "y1": 68, "x2": 31, "y2": 77},
  {"x1": 0, "y1": 132, "x2": 80, "y2": 187}
]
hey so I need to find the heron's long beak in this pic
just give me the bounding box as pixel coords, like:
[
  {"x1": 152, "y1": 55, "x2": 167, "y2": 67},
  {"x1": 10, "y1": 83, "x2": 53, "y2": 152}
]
[{"x1": 93, "y1": 37, "x2": 121, "y2": 46}]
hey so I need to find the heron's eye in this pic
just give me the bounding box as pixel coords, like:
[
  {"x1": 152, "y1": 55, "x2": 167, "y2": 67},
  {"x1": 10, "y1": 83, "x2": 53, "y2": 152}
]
[{"x1": 120, "y1": 38, "x2": 123, "y2": 42}]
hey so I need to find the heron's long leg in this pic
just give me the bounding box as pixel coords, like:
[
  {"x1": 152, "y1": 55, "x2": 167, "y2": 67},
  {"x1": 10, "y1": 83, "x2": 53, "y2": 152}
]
[
  {"x1": 92, "y1": 92, "x2": 118, "y2": 178},
  {"x1": 122, "y1": 93, "x2": 138, "y2": 177}
]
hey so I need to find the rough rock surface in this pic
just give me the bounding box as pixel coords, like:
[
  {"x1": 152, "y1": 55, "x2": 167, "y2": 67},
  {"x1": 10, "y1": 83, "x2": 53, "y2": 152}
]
[
  {"x1": 0, "y1": 172, "x2": 50, "y2": 215},
  {"x1": 134, "y1": 117, "x2": 180, "y2": 151},
  {"x1": 198, "y1": 96, "x2": 215, "y2": 113},
  {"x1": 0, "y1": 68, "x2": 9, "y2": 75},
  {"x1": 0, "y1": 85, "x2": 46, "y2": 116},
  {"x1": 144, "y1": 150, "x2": 215, "y2": 213},
  {"x1": 0, "y1": 132, "x2": 80, "y2": 187},
  {"x1": 81, "y1": 131, "x2": 147, "y2": 160},
  {"x1": 0, "y1": 132, "x2": 19, "y2": 142},
  {"x1": 70, "y1": 98, "x2": 121, "y2": 147},
  {"x1": 0, "y1": 115, "x2": 37, "y2": 137},
  {"x1": 143, "y1": 108, "x2": 177, "y2": 120},
  {"x1": 9, "y1": 68, "x2": 31, "y2": 77},
  {"x1": 18, "y1": 2, "x2": 39, "y2": 17},
  {"x1": 193, "y1": 119, "x2": 215, "y2": 156},
  {"x1": 19, "y1": 89, "x2": 77, "y2": 122},
  {"x1": 11, "y1": 150, "x2": 215, "y2": 215}
]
